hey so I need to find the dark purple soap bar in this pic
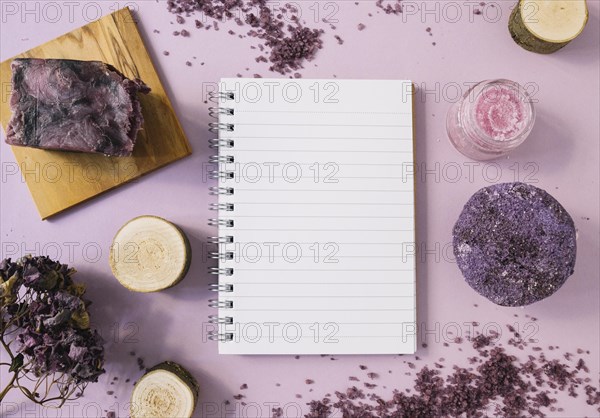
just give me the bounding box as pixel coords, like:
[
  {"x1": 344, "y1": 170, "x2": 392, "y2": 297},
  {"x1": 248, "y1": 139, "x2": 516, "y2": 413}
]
[
  {"x1": 6, "y1": 58, "x2": 150, "y2": 157},
  {"x1": 453, "y1": 182, "x2": 576, "y2": 307}
]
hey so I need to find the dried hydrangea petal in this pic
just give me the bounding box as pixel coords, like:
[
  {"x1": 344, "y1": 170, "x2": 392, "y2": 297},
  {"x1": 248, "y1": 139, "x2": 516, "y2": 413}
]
[{"x1": 1, "y1": 255, "x2": 105, "y2": 383}]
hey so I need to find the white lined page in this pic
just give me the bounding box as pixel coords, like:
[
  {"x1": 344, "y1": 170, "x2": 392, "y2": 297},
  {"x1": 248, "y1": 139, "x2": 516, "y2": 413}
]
[{"x1": 214, "y1": 79, "x2": 415, "y2": 354}]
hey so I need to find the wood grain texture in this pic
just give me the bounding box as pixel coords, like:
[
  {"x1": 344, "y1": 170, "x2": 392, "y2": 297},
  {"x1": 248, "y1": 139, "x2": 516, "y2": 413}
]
[{"x1": 0, "y1": 8, "x2": 192, "y2": 220}]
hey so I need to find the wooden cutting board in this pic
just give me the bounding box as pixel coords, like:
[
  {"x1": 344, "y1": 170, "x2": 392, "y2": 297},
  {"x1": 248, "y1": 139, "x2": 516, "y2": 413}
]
[{"x1": 0, "y1": 8, "x2": 192, "y2": 220}]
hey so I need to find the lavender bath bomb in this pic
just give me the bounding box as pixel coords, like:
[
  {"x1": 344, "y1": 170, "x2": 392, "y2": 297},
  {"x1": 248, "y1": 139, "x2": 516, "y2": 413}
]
[{"x1": 453, "y1": 182, "x2": 576, "y2": 307}]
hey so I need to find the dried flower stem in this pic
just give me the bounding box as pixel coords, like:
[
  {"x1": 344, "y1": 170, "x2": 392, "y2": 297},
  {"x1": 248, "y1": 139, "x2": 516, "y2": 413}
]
[
  {"x1": 1, "y1": 329, "x2": 82, "y2": 406},
  {"x1": 0, "y1": 371, "x2": 18, "y2": 401}
]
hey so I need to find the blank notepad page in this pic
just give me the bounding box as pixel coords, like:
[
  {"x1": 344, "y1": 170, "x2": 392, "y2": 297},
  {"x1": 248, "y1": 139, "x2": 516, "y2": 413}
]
[{"x1": 213, "y1": 79, "x2": 416, "y2": 354}]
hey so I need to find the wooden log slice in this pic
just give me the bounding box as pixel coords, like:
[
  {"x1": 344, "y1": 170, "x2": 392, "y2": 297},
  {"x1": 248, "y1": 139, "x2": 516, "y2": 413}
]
[
  {"x1": 509, "y1": 0, "x2": 588, "y2": 54},
  {"x1": 130, "y1": 361, "x2": 199, "y2": 418},
  {"x1": 109, "y1": 216, "x2": 191, "y2": 292}
]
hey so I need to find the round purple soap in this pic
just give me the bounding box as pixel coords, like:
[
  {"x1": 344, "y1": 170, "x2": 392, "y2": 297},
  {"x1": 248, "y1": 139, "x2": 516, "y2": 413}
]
[{"x1": 453, "y1": 182, "x2": 576, "y2": 307}]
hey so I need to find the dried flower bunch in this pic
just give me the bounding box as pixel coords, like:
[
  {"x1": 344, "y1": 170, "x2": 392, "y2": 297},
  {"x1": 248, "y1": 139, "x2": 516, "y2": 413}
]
[{"x1": 0, "y1": 255, "x2": 105, "y2": 406}]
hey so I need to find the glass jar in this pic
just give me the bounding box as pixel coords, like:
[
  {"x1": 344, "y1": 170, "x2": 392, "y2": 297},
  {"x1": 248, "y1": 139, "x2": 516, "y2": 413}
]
[{"x1": 446, "y1": 79, "x2": 536, "y2": 161}]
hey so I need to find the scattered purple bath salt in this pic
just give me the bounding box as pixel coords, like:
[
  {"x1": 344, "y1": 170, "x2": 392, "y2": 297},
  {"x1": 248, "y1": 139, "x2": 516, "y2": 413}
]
[
  {"x1": 453, "y1": 182, "x2": 576, "y2": 307},
  {"x1": 164, "y1": 0, "x2": 451, "y2": 76},
  {"x1": 376, "y1": 0, "x2": 403, "y2": 15},
  {"x1": 268, "y1": 27, "x2": 323, "y2": 74},
  {"x1": 137, "y1": 357, "x2": 147, "y2": 371},
  {"x1": 167, "y1": 0, "x2": 324, "y2": 75},
  {"x1": 181, "y1": 29, "x2": 190, "y2": 37},
  {"x1": 260, "y1": 330, "x2": 598, "y2": 417}
]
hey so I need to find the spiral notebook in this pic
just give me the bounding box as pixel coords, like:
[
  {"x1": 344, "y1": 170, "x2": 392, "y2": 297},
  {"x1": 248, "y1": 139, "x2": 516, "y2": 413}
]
[{"x1": 208, "y1": 79, "x2": 416, "y2": 355}]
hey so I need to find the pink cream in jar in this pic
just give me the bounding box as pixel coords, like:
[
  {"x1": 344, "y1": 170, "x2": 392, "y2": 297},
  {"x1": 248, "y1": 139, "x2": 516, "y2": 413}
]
[{"x1": 446, "y1": 79, "x2": 535, "y2": 160}]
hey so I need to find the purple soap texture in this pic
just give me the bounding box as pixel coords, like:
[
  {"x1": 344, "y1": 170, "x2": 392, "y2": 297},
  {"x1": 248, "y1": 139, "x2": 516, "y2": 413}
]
[
  {"x1": 6, "y1": 58, "x2": 150, "y2": 157},
  {"x1": 453, "y1": 182, "x2": 576, "y2": 307}
]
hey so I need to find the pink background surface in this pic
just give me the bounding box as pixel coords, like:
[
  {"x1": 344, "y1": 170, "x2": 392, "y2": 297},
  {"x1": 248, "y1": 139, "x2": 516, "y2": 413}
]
[{"x1": 1, "y1": 1, "x2": 599, "y2": 416}]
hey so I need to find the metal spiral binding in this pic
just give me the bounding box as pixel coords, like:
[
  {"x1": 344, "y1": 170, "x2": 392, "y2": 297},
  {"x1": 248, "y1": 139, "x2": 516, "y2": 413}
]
[
  {"x1": 208, "y1": 107, "x2": 235, "y2": 117},
  {"x1": 209, "y1": 283, "x2": 234, "y2": 292},
  {"x1": 207, "y1": 236, "x2": 234, "y2": 244},
  {"x1": 207, "y1": 90, "x2": 236, "y2": 343},
  {"x1": 209, "y1": 203, "x2": 234, "y2": 211},
  {"x1": 209, "y1": 139, "x2": 234, "y2": 149},
  {"x1": 209, "y1": 187, "x2": 234, "y2": 196},
  {"x1": 209, "y1": 267, "x2": 234, "y2": 276},
  {"x1": 209, "y1": 170, "x2": 234, "y2": 180},
  {"x1": 208, "y1": 91, "x2": 235, "y2": 102},
  {"x1": 208, "y1": 299, "x2": 234, "y2": 308},
  {"x1": 208, "y1": 332, "x2": 234, "y2": 342},
  {"x1": 209, "y1": 122, "x2": 235, "y2": 133},
  {"x1": 209, "y1": 251, "x2": 235, "y2": 261},
  {"x1": 208, "y1": 219, "x2": 234, "y2": 227},
  {"x1": 208, "y1": 315, "x2": 234, "y2": 324},
  {"x1": 209, "y1": 155, "x2": 234, "y2": 163}
]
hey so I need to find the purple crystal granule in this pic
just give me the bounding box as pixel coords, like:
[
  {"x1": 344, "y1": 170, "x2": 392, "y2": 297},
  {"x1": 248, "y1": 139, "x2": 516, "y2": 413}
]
[{"x1": 453, "y1": 182, "x2": 576, "y2": 307}]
